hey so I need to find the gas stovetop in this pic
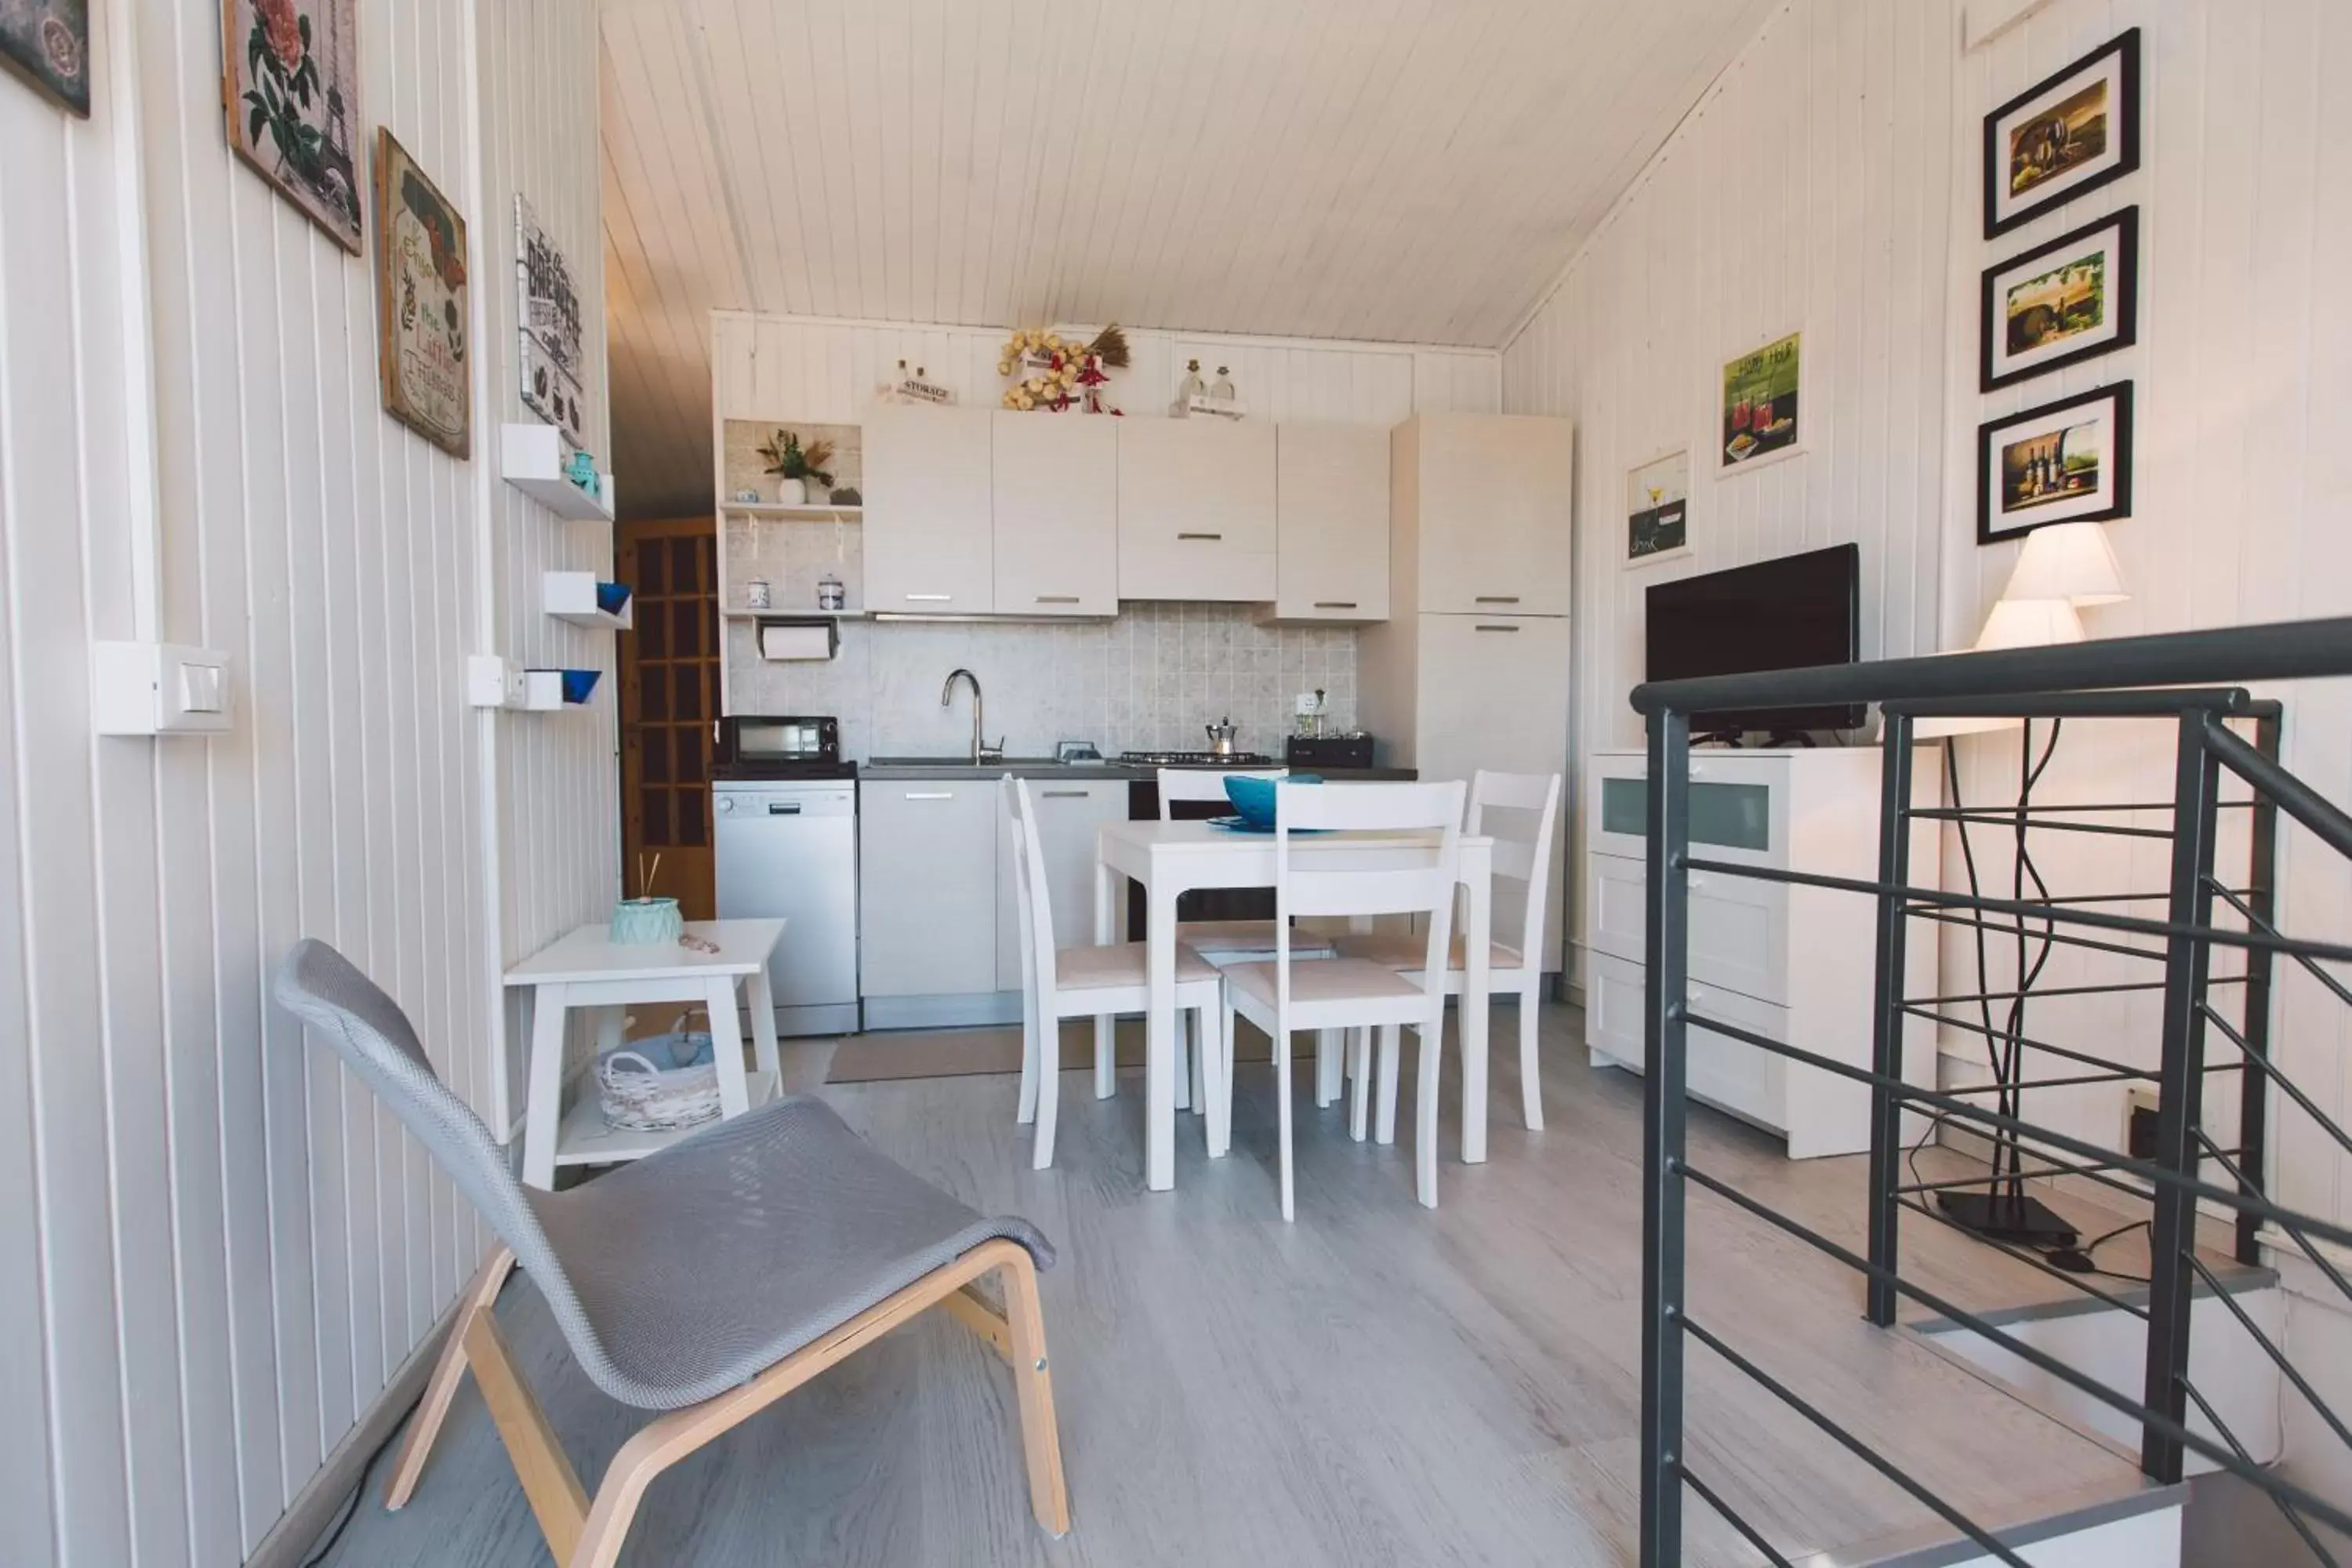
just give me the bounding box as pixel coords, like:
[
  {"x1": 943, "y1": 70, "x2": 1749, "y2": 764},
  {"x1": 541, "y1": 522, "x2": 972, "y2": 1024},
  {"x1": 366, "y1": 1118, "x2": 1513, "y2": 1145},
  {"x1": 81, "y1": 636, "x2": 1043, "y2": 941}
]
[{"x1": 1119, "y1": 750, "x2": 1278, "y2": 767}]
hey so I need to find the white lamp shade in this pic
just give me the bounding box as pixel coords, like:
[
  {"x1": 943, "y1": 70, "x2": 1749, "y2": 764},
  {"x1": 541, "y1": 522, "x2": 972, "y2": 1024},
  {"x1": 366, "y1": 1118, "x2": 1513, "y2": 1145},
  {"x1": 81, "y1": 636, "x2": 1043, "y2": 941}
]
[
  {"x1": 1973, "y1": 597, "x2": 2086, "y2": 651},
  {"x1": 2002, "y1": 521, "x2": 2129, "y2": 607}
]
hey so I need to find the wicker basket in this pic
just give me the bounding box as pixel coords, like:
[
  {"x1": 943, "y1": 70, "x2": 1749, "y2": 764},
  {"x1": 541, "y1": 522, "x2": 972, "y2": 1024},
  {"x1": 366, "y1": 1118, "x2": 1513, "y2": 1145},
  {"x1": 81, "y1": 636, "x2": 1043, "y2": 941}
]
[{"x1": 595, "y1": 1029, "x2": 722, "y2": 1133}]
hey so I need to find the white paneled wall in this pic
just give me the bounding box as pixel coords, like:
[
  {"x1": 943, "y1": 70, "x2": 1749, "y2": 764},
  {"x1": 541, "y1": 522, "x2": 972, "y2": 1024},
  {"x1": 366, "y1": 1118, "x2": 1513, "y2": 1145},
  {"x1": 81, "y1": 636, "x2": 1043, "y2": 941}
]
[
  {"x1": 685, "y1": 309, "x2": 1498, "y2": 522},
  {"x1": 1501, "y1": 0, "x2": 1958, "y2": 982},
  {"x1": 0, "y1": 1, "x2": 609, "y2": 1564}
]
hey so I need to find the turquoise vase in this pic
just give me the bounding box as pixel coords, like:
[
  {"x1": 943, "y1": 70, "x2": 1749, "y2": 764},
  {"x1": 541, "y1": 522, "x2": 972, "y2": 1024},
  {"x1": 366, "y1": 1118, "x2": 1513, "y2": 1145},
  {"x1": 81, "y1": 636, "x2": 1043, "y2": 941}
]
[{"x1": 610, "y1": 897, "x2": 682, "y2": 946}]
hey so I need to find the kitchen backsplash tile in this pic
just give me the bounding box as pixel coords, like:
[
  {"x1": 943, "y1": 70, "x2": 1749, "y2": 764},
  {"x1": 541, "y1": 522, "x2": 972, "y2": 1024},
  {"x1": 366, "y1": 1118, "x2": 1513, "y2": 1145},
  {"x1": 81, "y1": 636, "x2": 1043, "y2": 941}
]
[{"x1": 727, "y1": 601, "x2": 1355, "y2": 760}]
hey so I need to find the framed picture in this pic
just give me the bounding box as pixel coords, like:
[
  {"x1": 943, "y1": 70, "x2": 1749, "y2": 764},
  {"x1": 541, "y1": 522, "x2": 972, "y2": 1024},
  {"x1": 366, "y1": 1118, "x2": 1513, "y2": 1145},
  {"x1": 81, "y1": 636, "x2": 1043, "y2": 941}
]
[
  {"x1": 1977, "y1": 383, "x2": 2133, "y2": 543},
  {"x1": 1, "y1": 1, "x2": 89, "y2": 117},
  {"x1": 373, "y1": 129, "x2": 471, "y2": 458},
  {"x1": 1719, "y1": 331, "x2": 1802, "y2": 471},
  {"x1": 1626, "y1": 449, "x2": 1690, "y2": 566},
  {"x1": 221, "y1": 0, "x2": 364, "y2": 252},
  {"x1": 1980, "y1": 207, "x2": 2137, "y2": 391},
  {"x1": 516, "y1": 196, "x2": 589, "y2": 445},
  {"x1": 1984, "y1": 28, "x2": 2140, "y2": 238}
]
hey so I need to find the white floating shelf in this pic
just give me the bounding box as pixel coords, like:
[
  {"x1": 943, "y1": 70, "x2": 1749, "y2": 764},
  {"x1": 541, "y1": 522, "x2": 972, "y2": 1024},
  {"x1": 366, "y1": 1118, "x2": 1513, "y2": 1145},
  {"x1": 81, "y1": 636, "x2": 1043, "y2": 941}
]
[
  {"x1": 465, "y1": 655, "x2": 602, "y2": 711},
  {"x1": 503, "y1": 423, "x2": 615, "y2": 521},
  {"x1": 543, "y1": 571, "x2": 633, "y2": 630},
  {"x1": 724, "y1": 503, "x2": 862, "y2": 521}
]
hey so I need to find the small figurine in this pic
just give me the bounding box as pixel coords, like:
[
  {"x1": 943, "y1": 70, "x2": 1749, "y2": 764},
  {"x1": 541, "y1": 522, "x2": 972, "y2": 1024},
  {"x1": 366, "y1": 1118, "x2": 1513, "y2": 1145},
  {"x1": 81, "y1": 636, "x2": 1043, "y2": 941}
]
[{"x1": 565, "y1": 447, "x2": 598, "y2": 493}]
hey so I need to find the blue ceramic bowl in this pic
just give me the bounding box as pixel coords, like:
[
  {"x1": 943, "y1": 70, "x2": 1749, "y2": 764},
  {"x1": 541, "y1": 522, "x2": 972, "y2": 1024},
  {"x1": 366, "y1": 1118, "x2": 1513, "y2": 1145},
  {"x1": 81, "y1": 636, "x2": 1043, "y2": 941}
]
[
  {"x1": 595, "y1": 580, "x2": 633, "y2": 616},
  {"x1": 561, "y1": 668, "x2": 603, "y2": 705},
  {"x1": 1223, "y1": 772, "x2": 1321, "y2": 829}
]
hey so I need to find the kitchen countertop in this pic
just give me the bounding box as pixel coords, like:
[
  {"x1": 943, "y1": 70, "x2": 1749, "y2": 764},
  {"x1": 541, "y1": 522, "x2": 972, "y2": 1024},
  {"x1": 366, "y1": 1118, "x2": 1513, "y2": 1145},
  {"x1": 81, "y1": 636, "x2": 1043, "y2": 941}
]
[{"x1": 858, "y1": 757, "x2": 1418, "y2": 782}]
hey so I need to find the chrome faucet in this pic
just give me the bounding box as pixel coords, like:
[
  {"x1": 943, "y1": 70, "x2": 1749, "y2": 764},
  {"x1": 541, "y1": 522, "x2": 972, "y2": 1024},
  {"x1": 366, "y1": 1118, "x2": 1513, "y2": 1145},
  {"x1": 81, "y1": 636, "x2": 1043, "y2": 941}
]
[{"x1": 942, "y1": 668, "x2": 1003, "y2": 764}]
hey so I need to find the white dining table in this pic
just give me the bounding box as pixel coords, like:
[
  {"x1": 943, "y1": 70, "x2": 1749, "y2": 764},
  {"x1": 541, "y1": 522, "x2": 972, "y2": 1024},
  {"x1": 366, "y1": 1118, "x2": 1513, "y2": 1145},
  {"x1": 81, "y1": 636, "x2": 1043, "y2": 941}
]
[{"x1": 1094, "y1": 820, "x2": 1496, "y2": 1192}]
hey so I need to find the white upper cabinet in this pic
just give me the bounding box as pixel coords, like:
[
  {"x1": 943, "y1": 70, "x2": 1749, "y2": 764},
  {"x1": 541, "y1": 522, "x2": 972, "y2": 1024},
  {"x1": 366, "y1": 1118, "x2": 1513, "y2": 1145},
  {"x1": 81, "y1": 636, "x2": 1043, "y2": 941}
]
[
  {"x1": 1271, "y1": 423, "x2": 1389, "y2": 622},
  {"x1": 863, "y1": 403, "x2": 994, "y2": 613},
  {"x1": 993, "y1": 412, "x2": 1118, "y2": 616},
  {"x1": 1116, "y1": 418, "x2": 1276, "y2": 602},
  {"x1": 1394, "y1": 413, "x2": 1573, "y2": 617}
]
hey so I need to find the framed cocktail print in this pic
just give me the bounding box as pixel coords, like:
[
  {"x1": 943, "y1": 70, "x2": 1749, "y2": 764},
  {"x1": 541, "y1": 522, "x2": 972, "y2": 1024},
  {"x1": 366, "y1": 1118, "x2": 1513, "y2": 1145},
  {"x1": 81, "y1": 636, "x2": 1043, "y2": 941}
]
[
  {"x1": 1719, "y1": 331, "x2": 1803, "y2": 472},
  {"x1": 1625, "y1": 448, "x2": 1690, "y2": 567},
  {"x1": 1984, "y1": 28, "x2": 2140, "y2": 238},
  {"x1": 1976, "y1": 383, "x2": 2133, "y2": 544},
  {"x1": 1980, "y1": 207, "x2": 2137, "y2": 391}
]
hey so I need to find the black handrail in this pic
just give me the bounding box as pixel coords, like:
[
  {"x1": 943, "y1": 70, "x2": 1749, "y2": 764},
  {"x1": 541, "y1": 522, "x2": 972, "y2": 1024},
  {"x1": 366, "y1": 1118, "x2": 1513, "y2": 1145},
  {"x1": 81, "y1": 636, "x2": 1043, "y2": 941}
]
[
  {"x1": 1630, "y1": 614, "x2": 2352, "y2": 714},
  {"x1": 1636, "y1": 617, "x2": 2352, "y2": 1567}
]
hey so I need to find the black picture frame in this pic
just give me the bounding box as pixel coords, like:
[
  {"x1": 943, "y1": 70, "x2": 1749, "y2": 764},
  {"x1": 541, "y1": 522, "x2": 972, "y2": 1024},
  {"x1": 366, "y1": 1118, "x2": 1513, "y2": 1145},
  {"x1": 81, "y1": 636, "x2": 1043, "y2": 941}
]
[
  {"x1": 1984, "y1": 28, "x2": 2140, "y2": 238},
  {"x1": 1980, "y1": 206, "x2": 2139, "y2": 392},
  {"x1": 1977, "y1": 383, "x2": 2134, "y2": 545}
]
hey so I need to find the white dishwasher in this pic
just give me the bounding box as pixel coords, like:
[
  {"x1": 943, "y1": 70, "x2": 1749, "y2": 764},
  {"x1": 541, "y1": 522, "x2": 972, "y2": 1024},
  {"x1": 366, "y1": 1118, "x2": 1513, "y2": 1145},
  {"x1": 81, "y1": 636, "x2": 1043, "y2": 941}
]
[{"x1": 713, "y1": 778, "x2": 860, "y2": 1036}]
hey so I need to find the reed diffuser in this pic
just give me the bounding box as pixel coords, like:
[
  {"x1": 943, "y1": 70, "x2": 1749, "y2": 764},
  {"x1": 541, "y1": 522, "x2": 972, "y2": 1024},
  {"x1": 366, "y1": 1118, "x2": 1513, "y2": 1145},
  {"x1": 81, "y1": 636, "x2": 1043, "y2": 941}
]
[{"x1": 611, "y1": 852, "x2": 684, "y2": 945}]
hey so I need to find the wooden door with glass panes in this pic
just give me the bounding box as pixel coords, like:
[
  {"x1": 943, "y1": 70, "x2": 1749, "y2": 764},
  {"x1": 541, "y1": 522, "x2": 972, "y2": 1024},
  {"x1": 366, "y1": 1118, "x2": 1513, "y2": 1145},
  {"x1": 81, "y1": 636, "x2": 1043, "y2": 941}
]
[{"x1": 619, "y1": 518, "x2": 720, "y2": 920}]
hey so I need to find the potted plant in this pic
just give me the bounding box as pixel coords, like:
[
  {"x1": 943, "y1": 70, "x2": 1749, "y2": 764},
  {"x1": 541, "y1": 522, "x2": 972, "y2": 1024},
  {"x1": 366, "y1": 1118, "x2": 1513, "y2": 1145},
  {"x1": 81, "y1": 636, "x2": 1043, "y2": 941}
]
[{"x1": 757, "y1": 430, "x2": 835, "y2": 505}]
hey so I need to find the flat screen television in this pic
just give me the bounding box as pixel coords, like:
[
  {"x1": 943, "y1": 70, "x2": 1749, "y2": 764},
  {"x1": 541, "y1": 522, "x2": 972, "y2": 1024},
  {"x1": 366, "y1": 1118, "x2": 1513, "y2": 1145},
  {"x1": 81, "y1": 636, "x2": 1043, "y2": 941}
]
[{"x1": 1644, "y1": 543, "x2": 1863, "y2": 734}]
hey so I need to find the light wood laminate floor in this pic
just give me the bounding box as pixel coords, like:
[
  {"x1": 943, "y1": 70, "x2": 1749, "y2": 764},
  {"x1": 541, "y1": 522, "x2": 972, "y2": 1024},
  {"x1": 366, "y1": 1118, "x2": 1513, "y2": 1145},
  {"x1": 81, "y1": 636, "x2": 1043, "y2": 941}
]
[{"x1": 321, "y1": 1004, "x2": 2148, "y2": 1566}]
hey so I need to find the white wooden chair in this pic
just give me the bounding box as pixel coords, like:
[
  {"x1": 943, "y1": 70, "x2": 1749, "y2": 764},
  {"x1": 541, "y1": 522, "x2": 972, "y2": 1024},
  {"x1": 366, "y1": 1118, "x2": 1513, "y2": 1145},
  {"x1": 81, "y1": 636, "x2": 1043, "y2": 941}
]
[
  {"x1": 1154, "y1": 767, "x2": 1341, "y2": 965},
  {"x1": 1337, "y1": 770, "x2": 1562, "y2": 1136},
  {"x1": 1221, "y1": 779, "x2": 1465, "y2": 1219},
  {"x1": 1005, "y1": 776, "x2": 1228, "y2": 1170}
]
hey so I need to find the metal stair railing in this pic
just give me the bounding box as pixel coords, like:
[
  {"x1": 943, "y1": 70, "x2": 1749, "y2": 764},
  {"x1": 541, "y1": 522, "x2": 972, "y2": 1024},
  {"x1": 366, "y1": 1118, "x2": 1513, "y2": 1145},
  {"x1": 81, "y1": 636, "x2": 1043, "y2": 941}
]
[{"x1": 1629, "y1": 615, "x2": 2352, "y2": 1567}]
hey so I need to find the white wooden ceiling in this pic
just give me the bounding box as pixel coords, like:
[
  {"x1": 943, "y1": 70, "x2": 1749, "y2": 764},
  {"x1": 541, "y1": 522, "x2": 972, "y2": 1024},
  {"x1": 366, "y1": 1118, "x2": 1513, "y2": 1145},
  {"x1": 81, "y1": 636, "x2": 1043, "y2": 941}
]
[{"x1": 601, "y1": 0, "x2": 1777, "y2": 517}]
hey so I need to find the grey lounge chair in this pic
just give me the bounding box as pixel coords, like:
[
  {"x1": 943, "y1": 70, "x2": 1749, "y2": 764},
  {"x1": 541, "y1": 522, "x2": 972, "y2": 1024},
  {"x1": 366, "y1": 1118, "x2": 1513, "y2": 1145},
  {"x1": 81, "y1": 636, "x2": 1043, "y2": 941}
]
[{"x1": 274, "y1": 938, "x2": 1069, "y2": 1567}]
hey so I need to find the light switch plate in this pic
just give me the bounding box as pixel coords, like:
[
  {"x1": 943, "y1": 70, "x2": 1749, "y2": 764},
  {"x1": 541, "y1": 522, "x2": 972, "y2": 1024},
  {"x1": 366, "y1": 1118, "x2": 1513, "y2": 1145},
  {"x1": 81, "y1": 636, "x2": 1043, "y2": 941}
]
[{"x1": 93, "y1": 641, "x2": 234, "y2": 735}]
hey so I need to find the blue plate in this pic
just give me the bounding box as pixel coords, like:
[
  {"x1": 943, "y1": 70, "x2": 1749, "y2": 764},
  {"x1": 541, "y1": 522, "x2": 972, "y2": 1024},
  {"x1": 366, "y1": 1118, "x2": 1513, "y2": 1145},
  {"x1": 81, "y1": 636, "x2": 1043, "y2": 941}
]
[{"x1": 1204, "y1": 815, "x2": 1328, "y2": 835}]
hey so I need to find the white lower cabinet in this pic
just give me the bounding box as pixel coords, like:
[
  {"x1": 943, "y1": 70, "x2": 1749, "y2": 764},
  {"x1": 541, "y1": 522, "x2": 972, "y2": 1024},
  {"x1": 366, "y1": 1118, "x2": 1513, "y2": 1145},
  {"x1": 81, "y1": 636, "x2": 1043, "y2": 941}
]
[
  {"x1": 1578, "y1": 746, "x2": 1941, "y2": 1159},
  {"x1": 996, "y1": 781, "x2": 1128, "y2": 989},
  {"x1": 859, "y1": 781, "x2": 999, "y2": 998}
]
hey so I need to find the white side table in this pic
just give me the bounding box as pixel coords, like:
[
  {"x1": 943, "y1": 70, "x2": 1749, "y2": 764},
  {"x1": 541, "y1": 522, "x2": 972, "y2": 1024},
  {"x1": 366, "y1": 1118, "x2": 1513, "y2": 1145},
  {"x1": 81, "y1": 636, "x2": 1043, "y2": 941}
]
[{"x1": 504, "y1": 918, "x2": 786, "y2": 1189}]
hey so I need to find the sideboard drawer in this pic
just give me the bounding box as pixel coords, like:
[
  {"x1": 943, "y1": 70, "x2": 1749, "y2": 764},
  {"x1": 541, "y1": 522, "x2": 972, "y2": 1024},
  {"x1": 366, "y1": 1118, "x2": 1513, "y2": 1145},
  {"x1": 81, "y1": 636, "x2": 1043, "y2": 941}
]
[
  {"x1": 1586, "y1": 950, "x2": 1788, "y2": 1126},
  {"x1": 1588, "y1": 752, "x2": 1789, "y2": 869},
  {"x1": 1586, "y1": 851, "x2": 1788, "y2": 1006}
]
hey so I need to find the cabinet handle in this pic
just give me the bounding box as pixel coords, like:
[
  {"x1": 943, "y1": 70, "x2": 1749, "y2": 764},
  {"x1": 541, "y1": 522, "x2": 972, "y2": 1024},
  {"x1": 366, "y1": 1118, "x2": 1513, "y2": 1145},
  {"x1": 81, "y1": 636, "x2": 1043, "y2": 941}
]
[
  {"x1": 1177, "y1": 532, "x2": 1222, "y2": 541},
  {"x1": 904, "y1": 593, "x2": 952, "y2": 603},
  {"x1": 903, "y1": 791, "x2": 953, "y2": 800},
  {"x1": 1039, "y1": 789, "x2": 1088, "y2": 799},
  {"x1": 1475, "y1": 595, "x2": 1520, "y2": 604},
  {"x1": 1035, "y1": 594, "x2": 1080, "y2": 604},
  {"x1": 1314, "y1": 601, "x2": 1358, "y2": 609},
  {"x1": 1474, "y1": 623, "x2": 1520, "y2": 633}
]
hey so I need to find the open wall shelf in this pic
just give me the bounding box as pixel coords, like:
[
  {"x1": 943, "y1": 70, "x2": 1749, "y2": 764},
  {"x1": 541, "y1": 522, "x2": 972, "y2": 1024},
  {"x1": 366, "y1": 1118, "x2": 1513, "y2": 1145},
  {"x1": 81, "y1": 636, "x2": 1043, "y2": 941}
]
[
  {"x1": 503, "y1": 424, "x2": 615, "y2": 521},
  {"x1": 543, "y1": 572, "x2": 633, "y2": 630},
  {"x1": 724, "y1": 503, "x2": 862, "y2": 521}
]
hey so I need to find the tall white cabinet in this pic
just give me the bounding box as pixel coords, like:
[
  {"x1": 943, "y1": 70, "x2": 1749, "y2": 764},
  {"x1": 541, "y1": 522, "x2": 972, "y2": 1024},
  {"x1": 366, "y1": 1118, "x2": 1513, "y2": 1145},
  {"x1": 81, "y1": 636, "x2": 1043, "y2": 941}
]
[{"x1": 1358, "y1": 412, "x2": 1574, "y2": 970}]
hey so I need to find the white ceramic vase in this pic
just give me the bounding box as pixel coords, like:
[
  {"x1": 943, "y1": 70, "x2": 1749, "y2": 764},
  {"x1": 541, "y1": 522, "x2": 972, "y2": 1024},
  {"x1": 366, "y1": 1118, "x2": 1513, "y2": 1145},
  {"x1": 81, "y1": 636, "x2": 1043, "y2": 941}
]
[{"x1": 776, "y1": 476, "x2": 808, "y2": 506}]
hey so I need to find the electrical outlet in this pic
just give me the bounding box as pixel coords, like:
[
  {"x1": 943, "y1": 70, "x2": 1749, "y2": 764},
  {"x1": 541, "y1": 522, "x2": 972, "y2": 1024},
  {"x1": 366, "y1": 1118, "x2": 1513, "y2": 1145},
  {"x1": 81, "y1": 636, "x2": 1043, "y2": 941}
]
[{"x1": 2125, "y1": 1086, "x2": 2161, "y2": 1161}]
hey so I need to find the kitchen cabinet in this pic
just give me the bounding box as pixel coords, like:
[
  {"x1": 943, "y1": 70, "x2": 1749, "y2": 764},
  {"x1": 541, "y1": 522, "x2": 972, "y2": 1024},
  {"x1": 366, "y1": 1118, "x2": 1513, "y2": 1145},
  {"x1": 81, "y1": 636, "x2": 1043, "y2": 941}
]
[
  {"x1": 1393, "y1": 413, "x2": 1572, "y2": 617},
  {"x1": 1268, "y1": 423, "x2": 1388, "y2": 622},
  {"x1": 1116, "y1": 418, "x2": 1276, "y2": 601},
  {"x1": 858, "y1": 779, "x2": 1000, "y2": 998},
  {"x1": 1357, "y1": 411, "x2": 1574, "y2": 974},
  {"x1": 996, "y1": 779, "x2": 1128, "y2": 989},
  {"x1": 993, "y1": 412, "x2": 1118, "y2": 616},
  {"x1": 863, "y1": 403, "x2": 994, "y2": 614}
]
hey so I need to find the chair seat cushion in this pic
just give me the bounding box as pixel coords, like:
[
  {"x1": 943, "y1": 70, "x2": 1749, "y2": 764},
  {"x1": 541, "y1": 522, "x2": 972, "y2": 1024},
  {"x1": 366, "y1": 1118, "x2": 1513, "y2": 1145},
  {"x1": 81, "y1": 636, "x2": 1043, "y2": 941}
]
[
  {"x1": 1333, "y1": 930, "x2": 1525, "y2": 975},
  {"x1": 1224, "y1": 956, "x2": 1434, "y2": 1009},
  {"x1": 1175, "y1": 919, "x2": 1338, "y2": 958},
  {"x1": 527, "y1": 1095, "x2": 1054, "y2": 1410},
  {"x1": 1052, "y1": 940, "x2": 1221, "y2": 990}
]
